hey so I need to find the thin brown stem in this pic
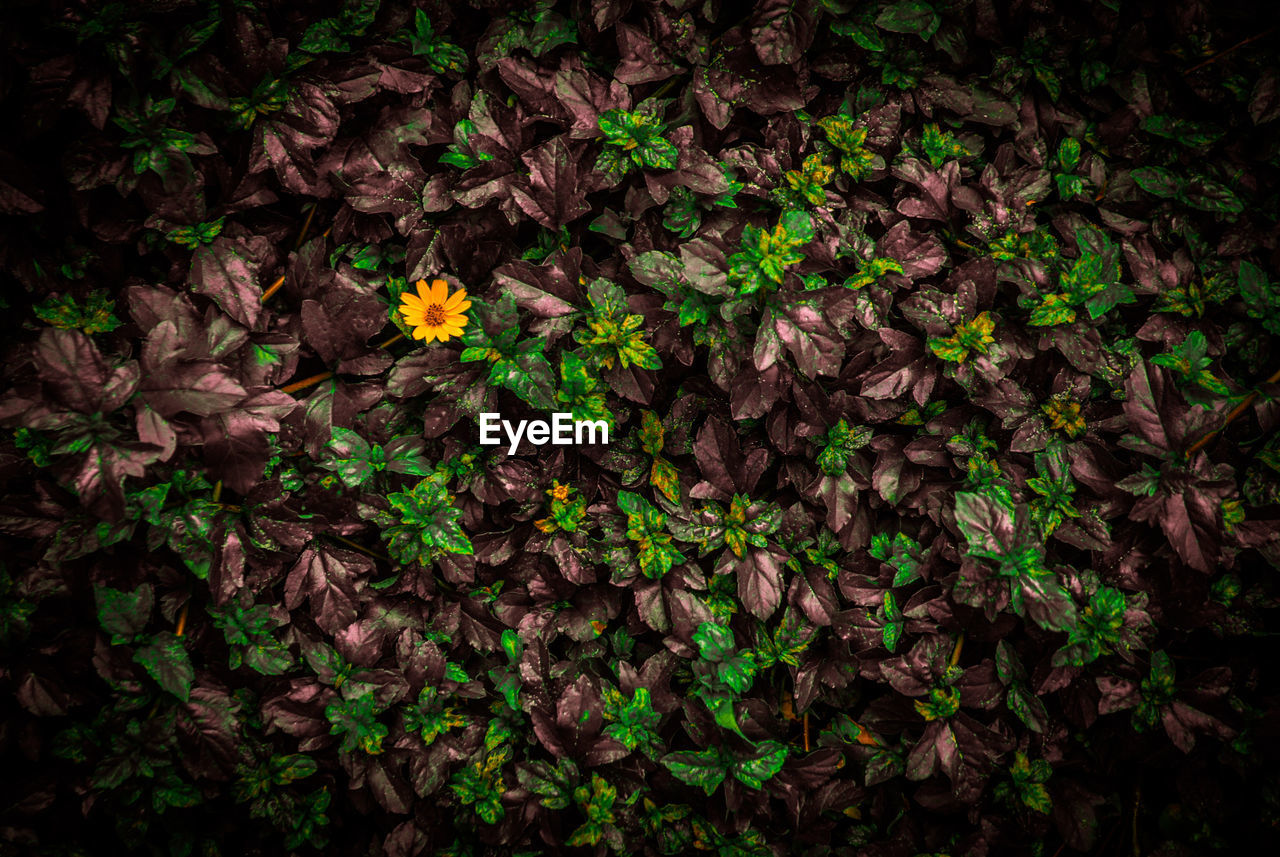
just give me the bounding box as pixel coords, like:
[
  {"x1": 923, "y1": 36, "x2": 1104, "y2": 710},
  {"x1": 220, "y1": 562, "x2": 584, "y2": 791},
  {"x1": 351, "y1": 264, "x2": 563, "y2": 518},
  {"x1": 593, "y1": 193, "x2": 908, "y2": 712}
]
[
  {"x1": 377, "y1": 331, "x2": 405, "y2": 349},
  {"x1": 281, "y1": 371, "x2": 334, "y2": 394},
  {"x1": 261, "y1": 274, "x2": 286, "y2": 303},
  {"x1": 1186, "y1": 365, "x2": 1280, "y2": 456},
  {"x1": 328, "y1": 533, "x2": 390, "y2": 562},
  {"x1": 1186, "y1": 28, "x2": 1274, "y2": 73},
  {"x1": 175, "y1": 602, "x2": 190, "y2": 637},
  {"x1": 949, "y1": 631, "x2": 965, "y2": 668},
  {"x1": 294, "y1": 204, "x2": 319, "y2": 249},
  {"x1": 803, "y1": 712, "x2": 810, "y2": 753}
]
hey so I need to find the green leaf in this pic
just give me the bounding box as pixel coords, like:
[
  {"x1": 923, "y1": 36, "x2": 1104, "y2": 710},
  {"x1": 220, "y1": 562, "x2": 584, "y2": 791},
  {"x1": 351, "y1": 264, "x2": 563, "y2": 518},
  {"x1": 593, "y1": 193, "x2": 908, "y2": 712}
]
[
  {"x1": 693, "y1": 621, "x2": 737, "y2": 662},
  {"x1": 33, "y1": 290, "x2": 123, "y2": 334},
  {"x1": 575, "y1": 279, "x2": 663, "y2": 372},
  {"x1": 928, "y1": 336, "x2": 969, "y2": 363},
  {"x1": 1057, "y1": 137, "x2": 1081, "y2": 172},
  {"x1": 518, "y1": 759, "x2": 579, "y2": 809},
  {"x1": 270, "y1": 754, "x2": 319, "y2": 785},
  {"x1": 954, "y1": 491, "x2": 1014, "y2": 557},
  {"x1": 639, "y1": 137, "x2": 679, "y2": 169},
  {"x1": 1082, "y1": 281, "x2": 1136, "y2": 319},
  {"x1": 1180, "y1": 177, "x2": 1243, "y2": 215},
  {"x1": 728, "y1": 212, "x2": 812, "y2": 295},
  {"x1": 875, "y1": 0, "x2": 941, "y2": 40},
  {"x1": 383, "y1": 477, "x2": 473, "y2": 564},
  {"x1": 731, "y1": 740, "x2": 789, "y2": 789},
  {"x1": 1239, "y1": 261, "x2": 1280, "y2": 335},
  {"x1": 1013, "y1": 571, "x2": 1078, "y2": 633},
  {"x1": 1131, "y1": 166, "x2": 1182, "y2": 198},
  {"x1": 833, "y1": 21, "x2": 887, "y2": 51},
  {"x1": 95, "y1": 584, "x2": 154, "y2": 641},
  {"x1": 661, "y1": 748, "x2": 726, "y2": 795},
  {"x1": 325, "y1": 693, "x2": 388, "y2": 754},
  {"x1": 617, "y1": 490, "x2": 685, "y2": 578},
  {"x1": 1028, "y1": 293, "x2": 1076, "y2": 327},
  {"x1": 1142, "y1": 114, "x2": 1224, "y2": 149},
  {"x1": 603, "y1": 687, "x2": 663, "y2": 756},
  {"x1": 318, "y1": 427, "x2": 375, "y2": 488},
  {"x1": 133, "y1": 631, "x2": 194, "y2": 702}
]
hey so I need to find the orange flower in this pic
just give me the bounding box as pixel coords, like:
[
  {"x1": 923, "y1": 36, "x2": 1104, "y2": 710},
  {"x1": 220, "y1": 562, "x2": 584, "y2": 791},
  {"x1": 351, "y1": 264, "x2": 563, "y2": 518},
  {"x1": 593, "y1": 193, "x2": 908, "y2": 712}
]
[{"x1": 398, "y1": 278, "x2": 471, "y2": 343}]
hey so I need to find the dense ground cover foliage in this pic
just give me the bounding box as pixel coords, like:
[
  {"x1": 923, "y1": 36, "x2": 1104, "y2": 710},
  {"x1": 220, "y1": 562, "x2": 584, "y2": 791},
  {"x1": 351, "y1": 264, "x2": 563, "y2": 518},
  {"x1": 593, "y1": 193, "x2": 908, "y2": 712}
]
[{"x1": 2, "y1": 0, "x2": 1280, "y2": 854}]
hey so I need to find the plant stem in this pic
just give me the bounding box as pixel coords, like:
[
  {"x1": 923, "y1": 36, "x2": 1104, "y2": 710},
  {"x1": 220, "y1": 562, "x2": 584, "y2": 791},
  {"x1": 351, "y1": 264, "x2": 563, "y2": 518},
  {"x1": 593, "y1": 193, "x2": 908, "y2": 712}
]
[
  {"x1": 1185, "y1": 28, "x2": 1274, "y2": 73},
  {"x1": 1186, "y1": 365, "x2": 1280, "y2": 456},
  {"x1": 949, "y1": 631, "x2": 965, "y2": 667},
  {"x1": 281, "y1": 371, "x2": 335, "y2": 394},
  {"x1": 175, "y1": 602, "x2": 190, "y2": 637},
  {"x1": 294, "y1": 203, "x2": 318, "y2": 249},
  {"x1": 261, "y1": 205, "x2": 322, "y2": 303},
  {"x1": 261, "y1": 274, "x2": 286, "y2": 302},
  {"x1": 328, "y1": 533, "x2": 390, "y2": 562}
]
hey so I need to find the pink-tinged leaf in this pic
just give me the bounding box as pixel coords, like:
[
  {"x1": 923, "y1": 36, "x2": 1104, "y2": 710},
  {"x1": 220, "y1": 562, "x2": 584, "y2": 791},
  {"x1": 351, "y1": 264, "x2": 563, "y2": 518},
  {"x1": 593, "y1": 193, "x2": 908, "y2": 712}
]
[
  {"x1": 737, "y1": 546, "x2": 786, "y2": 620},
  {"x1": 1122, "y1": 360, "x2": 1178, "y2": 455},
  {"x1": 190, "y1": 236, "x2": 269, "y2": 328},
  {"x1": 774, "y1": 303, "x2": 843, "y2": 379},
  {"x1": 750, "y1": 0, "x2": 818, "y2": 65},
  {"x1": 692, "y1": 65, "x2": 744, "y2": 129},
  {"x1": 511, "y1": 136, "x2": 591, "y2": 228},
  {"x1": 1095, "y1": 676, "x2": 1139, "y2": 714},
  {"x1": 953, "y1": 492, "x2": 1015, "y2": 556},
  {"x1": 730, "y1": 363, "x2": 787, "y2": 421},
  {"x1": 906, "y1": 720, "x2": 943, "y2": 780},
  {"x1": 1156, "y1": 491, "x2": 1219, "y2": 573},
  {"x1": 363, "y1": 756, "x2": 414, "y2": 814},
  {"x1": 345, "y1": 173, "x2": 425, "y2": 235},
  {"x1": 813, "y1": 473, "x2": 858, "y2": 533},
  {"x1": 210, "y1": 526, "x2": 246, "y2": 605},
  {"x1": 201, "y1": 389, "x2": 296, "y2": 494},
  {"x1": 754, "y1": 310, "x2": 784, "y2": 373},
  {"x1": 135, "y1": 404, "x2": 177, "y2": 461},
  {"x1": 554, "y1": 61, "x2": 631, "y2": 139},
  {"x1": 35, "y1": 328, "x2": 108, "y2": 413},
  {"x1": 878, "y1": 221, "x2": 947, "y2": 278},
  {"x1": 615, "y1": 22, "x2": 681, "y2": 83},
  {"x1": 141, "y1": 361, "x2": 246, "y2": 417},
  {"x1": 286, "y1": 546, "x2": 362, "y2": 634},
  {"x1": 1051, "y1": 780, "x2": 1103, "y2": 851},
  {"x1": 790, "y1": 569, "x2": 837, "y2": 626},
  {"x1": 692, "y1": 417, "x2": 771, "y2": 498},
  {"x1": 496, "y1": 251, "x2": 584, "y2": 318}
]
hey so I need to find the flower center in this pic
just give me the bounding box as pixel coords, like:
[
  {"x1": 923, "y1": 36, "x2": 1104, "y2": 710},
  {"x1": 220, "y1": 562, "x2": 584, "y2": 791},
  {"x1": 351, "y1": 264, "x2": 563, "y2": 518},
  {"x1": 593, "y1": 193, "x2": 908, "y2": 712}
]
[{"x1": 422, "y1": 302, "x2": 447, "y2": 326}]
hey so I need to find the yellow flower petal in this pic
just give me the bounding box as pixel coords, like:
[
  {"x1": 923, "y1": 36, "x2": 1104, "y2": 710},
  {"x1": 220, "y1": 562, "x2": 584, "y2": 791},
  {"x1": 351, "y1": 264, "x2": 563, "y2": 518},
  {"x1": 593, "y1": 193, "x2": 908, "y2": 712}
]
[
  {"x1": 412, "y1": 325, "x2": 430, "y2": 340},
  {"x1": 401, "y1": 293, "x2": 425, "y2": 310},
  {"x1": 430, "y1": 279, "x2": 448, "y2": 303},
  {"x1": 444, "y1": 289, "x2": 468, "y2": 309},
  {"x1": 415, "y1": 279, "x2": 432, "y2": 302},
  {"x1": 451, "y1": 300, "x2": 472, "y2": 314}
]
